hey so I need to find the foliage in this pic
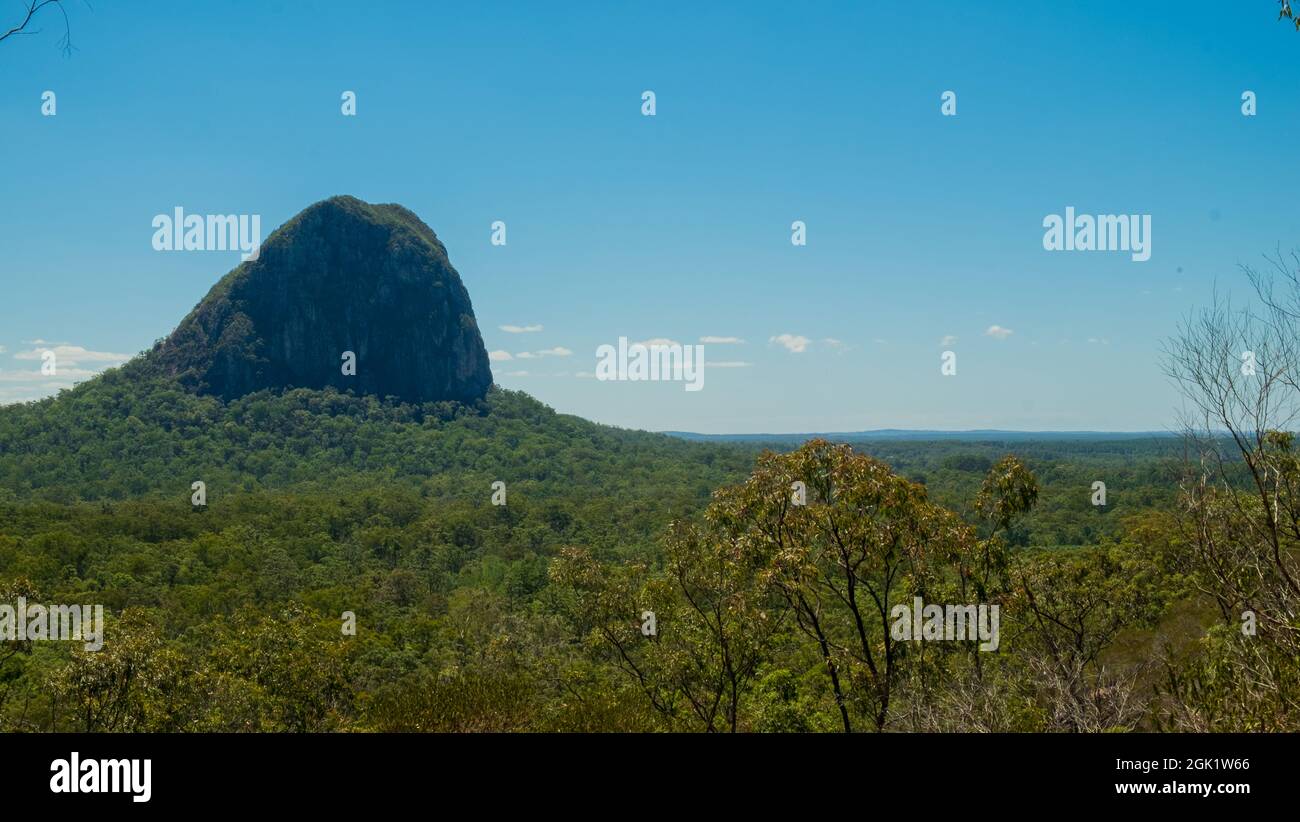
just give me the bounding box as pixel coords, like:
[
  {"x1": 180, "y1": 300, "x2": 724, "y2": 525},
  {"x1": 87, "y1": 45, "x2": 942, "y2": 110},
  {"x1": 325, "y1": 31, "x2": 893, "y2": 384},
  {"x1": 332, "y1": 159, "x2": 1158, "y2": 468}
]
[{"x1": 0, "y1": 366, "x2": 1282, "y2": 731}]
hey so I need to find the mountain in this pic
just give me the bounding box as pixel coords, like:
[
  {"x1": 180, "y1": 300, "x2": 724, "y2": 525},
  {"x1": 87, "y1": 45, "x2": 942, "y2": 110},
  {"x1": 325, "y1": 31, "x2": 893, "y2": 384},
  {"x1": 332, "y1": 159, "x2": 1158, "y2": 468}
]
[
  {"x1": 0, "y1": 195, "x2": 757, "y2": 503},
  {"x1": 143, "y1": 196, "x2": 492, "y2": 404}
]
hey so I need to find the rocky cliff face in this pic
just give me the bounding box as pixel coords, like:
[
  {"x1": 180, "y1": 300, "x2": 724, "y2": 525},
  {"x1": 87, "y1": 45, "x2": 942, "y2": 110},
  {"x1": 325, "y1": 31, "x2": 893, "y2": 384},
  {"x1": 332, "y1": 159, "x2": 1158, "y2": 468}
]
[{"x1": 148, "y1": 196, "x2": 493, "y2": 404}]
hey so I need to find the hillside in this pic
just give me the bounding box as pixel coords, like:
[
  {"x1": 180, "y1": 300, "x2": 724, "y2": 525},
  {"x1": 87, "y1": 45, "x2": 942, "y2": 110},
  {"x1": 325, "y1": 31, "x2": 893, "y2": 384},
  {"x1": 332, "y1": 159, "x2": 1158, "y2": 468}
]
[
  {"x1": 0, "y1": 365, "x2": 767, "y2": 730},
  {"x1": 0, "y1": 371, "x2": 750, "y2": 508}
]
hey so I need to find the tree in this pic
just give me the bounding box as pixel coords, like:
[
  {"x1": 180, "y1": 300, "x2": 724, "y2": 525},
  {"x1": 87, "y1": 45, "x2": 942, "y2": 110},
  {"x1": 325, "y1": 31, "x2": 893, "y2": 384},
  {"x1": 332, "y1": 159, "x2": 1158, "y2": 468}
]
[
  {"x1": 549, "y1": 522, "x2": 780, "y2": 732},
  {"x1": 554, "y1": 441, "x2": 1046, "y2": 732},
  {"x1": 0, "y1": 578, "x2": 39, "y2": 726},
  {"x1": 707, "y1": 440, "x2": 1037, "y2": 731},
  {"x1": 1282, "y1": 1, "x2": 1300, "y2": 31},
  {"x1": 49, "y1": 609, "x2": 189, "y2": 732},
  {"x1": 1009, "y1": 546, "x2": 1161, "y2": 731},
  {"x1": 0, "y1": 1, "x2": 75, "y2": 54},
  {"x1": 1163, "y1": 249, "x2": 1300, "y2": 727}
]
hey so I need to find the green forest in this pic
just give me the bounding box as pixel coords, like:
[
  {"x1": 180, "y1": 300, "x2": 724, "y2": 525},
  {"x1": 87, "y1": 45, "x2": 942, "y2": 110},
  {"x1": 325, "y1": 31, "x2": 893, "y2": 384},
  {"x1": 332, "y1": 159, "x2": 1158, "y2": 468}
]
[{"x1": 1, "y1": 350, "x2": 1295, "y2": 732}]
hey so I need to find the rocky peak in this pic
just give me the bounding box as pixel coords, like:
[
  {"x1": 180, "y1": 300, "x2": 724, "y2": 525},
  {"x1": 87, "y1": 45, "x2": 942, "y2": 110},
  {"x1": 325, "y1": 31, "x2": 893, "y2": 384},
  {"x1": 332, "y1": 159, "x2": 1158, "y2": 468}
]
[{"x1": 148, "y1": 196, "x2": 493, "y2": 405}]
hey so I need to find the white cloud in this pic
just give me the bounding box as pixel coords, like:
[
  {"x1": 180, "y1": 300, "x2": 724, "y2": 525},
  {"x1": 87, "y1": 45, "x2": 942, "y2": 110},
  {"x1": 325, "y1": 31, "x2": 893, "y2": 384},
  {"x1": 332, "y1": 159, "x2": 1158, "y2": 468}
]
[
  {"x1": 14, "y1": 344, "x2": 132, "y2": 365},
  {"x1": 983, "y1": 325, "x2": 1014, "y2": 340},
  {"x1": 515, "y1": 346, "x2": 572, "y2": 360},
  {"x1": 488, "y1": 350, "x2": 514, "y2": 361},
  {"x1": 940, "y1": 335, "x2": 958, "y2": 347},
  {"x1": 769, "y1": 333, "x2": 811, "y2": 353},
  {"x1": 0, "y1": 343, "x2": 131, "y2": 405},
  {"x1": 499, "y1": 324, "x2": 543, "y2": 333},
  {"x1": 1087, "y1": 337, "x2": 1110, "y2": 345},
  {"x1": 0, "y1": 384, "x2": 74, "y2": 405},
  {"x1": 699, "y1": 336, "x2": 745, "y2": 344},
  {"x1": 0, "y1": 368, "x2": 104, "y2": 382},
  {"x1": 706, "y1": 361, "x2": 752, "y2": 368},
  {"x1": 0, "y1": 368, "x2": 81, "y2": 406},
  {"x1": 635, "y1": 338, "x2": 682, "y2": 348},
  {"x1": 503, "y1": 370, "x2": 530, "y2": 377}
]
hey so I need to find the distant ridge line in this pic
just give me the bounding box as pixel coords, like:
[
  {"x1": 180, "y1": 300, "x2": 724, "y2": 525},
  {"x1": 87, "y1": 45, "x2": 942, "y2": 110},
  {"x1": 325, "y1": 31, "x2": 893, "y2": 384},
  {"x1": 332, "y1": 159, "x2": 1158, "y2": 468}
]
[{"x1": 663, "y1": 429, "x2": 1180, "y2": 443}]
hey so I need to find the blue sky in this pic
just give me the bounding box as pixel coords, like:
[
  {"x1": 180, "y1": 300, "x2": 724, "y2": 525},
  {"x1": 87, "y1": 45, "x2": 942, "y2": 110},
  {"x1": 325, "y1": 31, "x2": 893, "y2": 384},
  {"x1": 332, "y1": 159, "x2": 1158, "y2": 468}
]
[{"x1": 1, "y1": 1, "x2": 1297, "y2": 432}]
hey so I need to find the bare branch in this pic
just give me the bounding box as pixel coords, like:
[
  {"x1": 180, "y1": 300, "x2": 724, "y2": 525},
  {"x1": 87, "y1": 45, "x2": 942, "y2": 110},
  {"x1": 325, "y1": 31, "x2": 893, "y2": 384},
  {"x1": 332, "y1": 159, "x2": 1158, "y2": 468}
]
[{"x1": 0, "y1": 1, "x2": 75, "y2": 55}]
